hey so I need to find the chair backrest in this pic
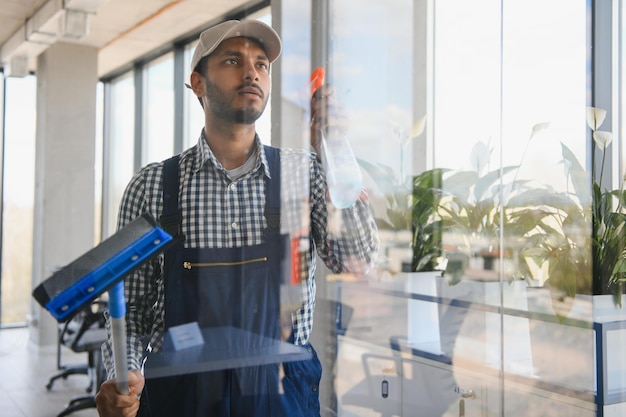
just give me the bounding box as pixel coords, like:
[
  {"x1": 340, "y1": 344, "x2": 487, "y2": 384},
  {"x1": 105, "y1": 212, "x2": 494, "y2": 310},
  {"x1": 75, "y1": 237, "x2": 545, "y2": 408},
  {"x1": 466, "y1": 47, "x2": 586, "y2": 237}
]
[{"x1": 60, "y1": 300, "x2": 107, "y2": 353}]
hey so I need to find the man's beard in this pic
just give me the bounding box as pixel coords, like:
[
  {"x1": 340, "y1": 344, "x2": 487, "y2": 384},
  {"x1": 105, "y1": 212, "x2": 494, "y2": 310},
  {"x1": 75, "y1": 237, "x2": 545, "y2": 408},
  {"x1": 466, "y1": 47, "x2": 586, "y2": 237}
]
[{"x1": 205, "y1": 78, "x2": 267, "y2": 124}]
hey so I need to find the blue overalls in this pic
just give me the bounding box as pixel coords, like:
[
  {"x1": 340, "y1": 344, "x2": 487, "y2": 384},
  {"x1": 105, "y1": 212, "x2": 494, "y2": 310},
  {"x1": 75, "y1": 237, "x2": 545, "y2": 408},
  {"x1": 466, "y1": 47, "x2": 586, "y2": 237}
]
[{"x1": 138, "y1": 146, "x2": 322, "y2": 417}]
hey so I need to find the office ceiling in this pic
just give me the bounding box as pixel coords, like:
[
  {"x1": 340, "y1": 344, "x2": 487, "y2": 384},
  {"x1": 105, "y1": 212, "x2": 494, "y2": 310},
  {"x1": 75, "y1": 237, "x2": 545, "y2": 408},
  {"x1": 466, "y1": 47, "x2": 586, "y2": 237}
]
[{"x1": 0, "y1": 0, "x2": 262, "y2": 78}]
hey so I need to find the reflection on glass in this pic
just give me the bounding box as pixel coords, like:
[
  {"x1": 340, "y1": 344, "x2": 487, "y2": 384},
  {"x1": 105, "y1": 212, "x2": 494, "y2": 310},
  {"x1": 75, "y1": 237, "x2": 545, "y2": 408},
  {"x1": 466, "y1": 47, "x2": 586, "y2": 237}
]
[
  {"x1": 302, "y1": 0, "x2": 604, "y2": 416},
  {"x1": 432, "y1": 0, "x2": 592, "y2": 414},
  {"x1": 1, "y1": 75, "x2": 36, "y2": 325}
]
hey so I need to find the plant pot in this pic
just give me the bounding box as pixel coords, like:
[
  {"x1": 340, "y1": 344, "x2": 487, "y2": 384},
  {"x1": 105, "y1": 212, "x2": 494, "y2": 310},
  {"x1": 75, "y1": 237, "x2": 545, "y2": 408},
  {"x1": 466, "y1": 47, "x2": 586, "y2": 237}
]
[
  {"x1": 405, "y1": 271, "x2": 446, "y2": 354},
  {"x1": 405, "y1": 272, "x2": 532, "y2": 370},
  {"x1": 593, "y1": 294, "x2": 626, "y2": 400},
  {"x1": 527, "y1": 291, "x2": 626, "y2": 398},
  {"x1": 445, "y1": 278, "x2": 533, "y2": 374},
  {"x1": 405, "y1": 271, "x2": 474, "y2": 356},
  {"x1": 526, "y1": 287, "x2": 594, "y2": 393},
  {"x1": 593, "y1": 294, "x2": 626, "y2": 322}
]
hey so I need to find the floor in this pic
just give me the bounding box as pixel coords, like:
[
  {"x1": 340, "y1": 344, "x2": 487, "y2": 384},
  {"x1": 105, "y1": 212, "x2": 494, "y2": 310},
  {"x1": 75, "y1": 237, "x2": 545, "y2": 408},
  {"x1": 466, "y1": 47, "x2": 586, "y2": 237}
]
[{"x1": 0, "y1": 326, "x2": 99, "y2": 417}]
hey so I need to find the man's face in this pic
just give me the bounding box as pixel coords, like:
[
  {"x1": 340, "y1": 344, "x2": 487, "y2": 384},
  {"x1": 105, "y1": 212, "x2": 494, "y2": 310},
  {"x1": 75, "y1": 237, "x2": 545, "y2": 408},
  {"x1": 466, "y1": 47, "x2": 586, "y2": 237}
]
[{"x1": 200, "y1": 37, "x2": 271, "y2": 124}]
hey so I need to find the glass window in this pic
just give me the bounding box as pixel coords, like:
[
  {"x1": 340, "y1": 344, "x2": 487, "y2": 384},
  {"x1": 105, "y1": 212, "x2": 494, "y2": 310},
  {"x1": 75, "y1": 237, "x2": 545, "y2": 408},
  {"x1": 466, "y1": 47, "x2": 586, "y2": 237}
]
[
  {"x1": 622, "y1": 4, "x2": 626, "y2": 196},
  {"x1": 96, "y1": 1, "x2": 623, "y2": 415},
  {"x1": 104, "y1": 72, "x2": 135, "y2": 237},
  {"x1": 143, "y1": 53, "x2": 175, "y2": 165},
  {"x1": 255, "y1": 12, "x2": 273, "y2": 144},
  {"x1": 1, "y1": 75, "x2": 36, "y2": 325},
  {"x1": 278, "y1": 0, "x2": 596, "y2": 416},
  {"x1": 278, "y1": 0, "x2": 311, "y2": 151},
  {"x1": 95, "y1": 81, "x2": 103, "y2": 244},
  {"x1": 184, "y1": 42, "x2": 205, "y2": 149}
]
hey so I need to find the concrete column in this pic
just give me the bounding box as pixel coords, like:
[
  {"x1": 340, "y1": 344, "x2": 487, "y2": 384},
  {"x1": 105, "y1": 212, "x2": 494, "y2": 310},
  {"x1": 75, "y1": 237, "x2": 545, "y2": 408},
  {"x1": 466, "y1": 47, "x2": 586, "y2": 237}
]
[{"x1": 30, "y1": 42, "x2": 98, "y2": 348}]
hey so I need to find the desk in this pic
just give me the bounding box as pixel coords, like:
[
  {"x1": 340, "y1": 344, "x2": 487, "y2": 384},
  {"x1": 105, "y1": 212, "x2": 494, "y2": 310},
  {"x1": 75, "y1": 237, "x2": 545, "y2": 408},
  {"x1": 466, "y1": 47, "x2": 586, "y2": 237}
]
[{"x1": 144, "y1": 326, "x2": 311, "y2": 379}]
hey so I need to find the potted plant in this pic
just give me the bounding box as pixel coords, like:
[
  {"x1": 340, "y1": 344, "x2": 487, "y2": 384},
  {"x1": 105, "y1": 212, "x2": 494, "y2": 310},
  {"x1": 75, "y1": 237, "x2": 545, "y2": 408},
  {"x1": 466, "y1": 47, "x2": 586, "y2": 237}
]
[
  {"x1": 359, "y1": 128, "x2": 559, "y2": 283},
  {"x1": 359, "y1": 126, "x2": 568, "y2": 363},
  {"x1": 582, "y1": 107, "x2": 626, "y2": 305},
  {"x1": 514, "y1": 109, "x2": 626, "y2": 394},
  {"x1": 522, "y1": 107, "x2": 626, "y2": 310},
  {"x1": 411, "y1": 141, "x2": 551, "y2": 360},
  {"x1": 357, "y1": 118, "x2": 449, "y2": 352},
  {"x1": 413, "y1": 140, "x2": 559, "y2": 285}
]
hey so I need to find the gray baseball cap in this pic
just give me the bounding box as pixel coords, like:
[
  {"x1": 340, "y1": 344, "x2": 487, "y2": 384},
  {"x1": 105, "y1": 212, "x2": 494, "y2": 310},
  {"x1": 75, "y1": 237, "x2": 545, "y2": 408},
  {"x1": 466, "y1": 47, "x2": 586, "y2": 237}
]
[{"x1": 190, "y1": 19, "x2": 282, "y2": 73}]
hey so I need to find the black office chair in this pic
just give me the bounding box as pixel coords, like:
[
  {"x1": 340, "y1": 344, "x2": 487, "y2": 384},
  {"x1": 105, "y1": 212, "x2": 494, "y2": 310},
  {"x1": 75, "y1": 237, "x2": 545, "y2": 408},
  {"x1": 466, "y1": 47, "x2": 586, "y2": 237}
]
[{"x1": 46, "y1": 299, "x2": 108, "y2": 417}]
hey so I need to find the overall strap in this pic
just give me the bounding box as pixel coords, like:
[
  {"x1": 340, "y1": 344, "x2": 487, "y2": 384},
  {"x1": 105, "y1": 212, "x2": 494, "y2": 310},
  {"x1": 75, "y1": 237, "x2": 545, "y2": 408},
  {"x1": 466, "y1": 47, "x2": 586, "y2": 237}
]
[
  {"x1": 263, "y1": 145, "x2": 281, "y2": 232},
  {"x1": 159, "y1": 154, "x2": 183, "y2": 239}
]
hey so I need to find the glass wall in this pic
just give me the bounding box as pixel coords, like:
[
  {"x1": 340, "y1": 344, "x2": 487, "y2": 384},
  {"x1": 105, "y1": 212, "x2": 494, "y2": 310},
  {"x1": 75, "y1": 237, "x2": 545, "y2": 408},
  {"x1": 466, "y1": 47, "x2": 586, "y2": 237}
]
[
  {"x1": 95, "y1": 82, "x2": 104, "y2": 245},
  {"x1": 142, "y1": 53, "x2": 175, "y2": 166},
  {"x1": 95, "y1": 0, "x2": 626, "y2": 415},
  {"x1": 103, "y1": 72, "x2": 135, "y2": 237},
  {"x1": 183, "y1": 42, "x2": 205, "y2": 150},
  {"x1": 275, "y1": 0, "x2": 621, "y2": 416},
  {"x1": 1, "y1": 75, "x2": 36, "y2": 326}
]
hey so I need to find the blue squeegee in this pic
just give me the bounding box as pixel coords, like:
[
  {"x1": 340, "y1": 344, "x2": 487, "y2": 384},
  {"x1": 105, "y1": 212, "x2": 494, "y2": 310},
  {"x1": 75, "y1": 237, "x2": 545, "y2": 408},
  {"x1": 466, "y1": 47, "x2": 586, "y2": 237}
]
[{"x1": 33, "y1": 212, "x2": 173, "y2": 393}]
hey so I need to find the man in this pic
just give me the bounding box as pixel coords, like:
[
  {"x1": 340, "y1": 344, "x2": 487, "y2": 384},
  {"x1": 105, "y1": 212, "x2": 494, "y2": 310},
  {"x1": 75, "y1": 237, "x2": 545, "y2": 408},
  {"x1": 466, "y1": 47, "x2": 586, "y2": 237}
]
[{"x1": 95, "y1": 19, "x2": 378, "y2": 417}]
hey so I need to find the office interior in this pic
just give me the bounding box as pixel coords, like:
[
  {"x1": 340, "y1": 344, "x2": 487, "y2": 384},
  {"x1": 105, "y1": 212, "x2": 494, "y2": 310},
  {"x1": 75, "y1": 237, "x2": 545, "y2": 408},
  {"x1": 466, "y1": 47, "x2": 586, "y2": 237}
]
[{"x1": 1, "y1": 0, "x2": 626, "y2": 416}]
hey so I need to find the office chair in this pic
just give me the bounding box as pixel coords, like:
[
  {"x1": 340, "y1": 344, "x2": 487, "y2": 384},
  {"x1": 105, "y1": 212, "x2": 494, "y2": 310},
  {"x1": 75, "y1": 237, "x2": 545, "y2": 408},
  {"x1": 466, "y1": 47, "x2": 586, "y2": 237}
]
[
  {"x1": 45, "y1": 299, "x2": 108, "y2": 417},
  {"x1": 46, "y1": 299, "x2": 102, "y2": 392}
]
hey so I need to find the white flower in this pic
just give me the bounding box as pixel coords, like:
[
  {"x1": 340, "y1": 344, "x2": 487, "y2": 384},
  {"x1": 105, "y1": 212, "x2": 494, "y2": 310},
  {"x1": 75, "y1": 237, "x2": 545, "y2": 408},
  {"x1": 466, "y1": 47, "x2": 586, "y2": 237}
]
[
  {"x1": 596, "y1": 221, "x2": 606, "y2": 239},
  {"x1": 593, "y1": 130, "x2": 613, "y2": 148},
  {"x1": 586, "y1": 107, "x2": 607, "y2": 131},
  {"x1": 469, "y1": 141, "x2": 491, "y2": 176},
  {"x1": 530, "y1": 122, "x2": 550, "y2": 138},
  {"x1": 411, "y1": 114, "x2": 427, "y2": 139}
]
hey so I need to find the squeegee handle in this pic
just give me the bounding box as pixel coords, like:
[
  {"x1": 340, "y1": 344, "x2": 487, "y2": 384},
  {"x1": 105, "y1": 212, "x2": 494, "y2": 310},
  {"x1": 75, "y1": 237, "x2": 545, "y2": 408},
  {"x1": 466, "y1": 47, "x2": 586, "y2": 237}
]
[{"x1": 109, "y1": 281, "x2": 130, "y2": 395}]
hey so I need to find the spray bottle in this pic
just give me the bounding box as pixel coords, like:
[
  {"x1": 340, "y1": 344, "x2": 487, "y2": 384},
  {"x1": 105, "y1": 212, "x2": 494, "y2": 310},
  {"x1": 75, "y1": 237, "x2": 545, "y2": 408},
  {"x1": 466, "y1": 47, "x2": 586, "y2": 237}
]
[{"x1": 310, "y1": 67, "x2": 363, "y2": 208}]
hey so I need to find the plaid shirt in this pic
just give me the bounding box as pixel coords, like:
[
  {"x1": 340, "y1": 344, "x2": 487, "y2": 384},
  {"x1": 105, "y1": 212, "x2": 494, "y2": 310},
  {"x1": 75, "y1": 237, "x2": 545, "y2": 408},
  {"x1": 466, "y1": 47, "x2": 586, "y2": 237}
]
[{"x1": 102, "y1": 133, "x2": 379, "y2": 377}]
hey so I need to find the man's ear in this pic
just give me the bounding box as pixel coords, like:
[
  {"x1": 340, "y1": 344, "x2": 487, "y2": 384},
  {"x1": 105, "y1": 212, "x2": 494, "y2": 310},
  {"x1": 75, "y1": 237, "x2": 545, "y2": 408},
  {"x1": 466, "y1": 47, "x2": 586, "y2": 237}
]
[{"x1": 189, "y1": 72, "x2": 205, "y2": 98}]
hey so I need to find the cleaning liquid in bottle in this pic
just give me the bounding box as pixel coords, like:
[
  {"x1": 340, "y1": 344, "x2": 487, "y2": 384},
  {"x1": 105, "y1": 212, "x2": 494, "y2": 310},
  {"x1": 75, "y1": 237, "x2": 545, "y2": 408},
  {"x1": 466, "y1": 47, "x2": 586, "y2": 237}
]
[{"x1": 311, "y1": 67, "x2": 363, "y2": 209}]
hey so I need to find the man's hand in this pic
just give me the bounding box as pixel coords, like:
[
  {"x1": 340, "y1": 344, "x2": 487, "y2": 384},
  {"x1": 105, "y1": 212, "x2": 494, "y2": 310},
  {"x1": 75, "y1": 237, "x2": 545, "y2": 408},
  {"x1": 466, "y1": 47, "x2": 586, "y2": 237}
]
[
  {"x1": 95, "y1": 369, "x2": 144, "y2": 417},
  {"x1": 310, "y1": 84, "x2": 349, "y2": 158}
]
